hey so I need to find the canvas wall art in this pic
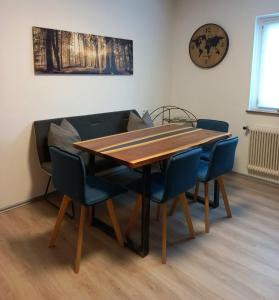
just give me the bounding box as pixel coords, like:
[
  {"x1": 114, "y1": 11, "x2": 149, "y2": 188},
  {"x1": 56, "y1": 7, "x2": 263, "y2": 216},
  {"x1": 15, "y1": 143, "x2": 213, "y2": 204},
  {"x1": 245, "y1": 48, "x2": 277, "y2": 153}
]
[{"x1": 32, "y1": 27, "x2": 133, "y2": 75}]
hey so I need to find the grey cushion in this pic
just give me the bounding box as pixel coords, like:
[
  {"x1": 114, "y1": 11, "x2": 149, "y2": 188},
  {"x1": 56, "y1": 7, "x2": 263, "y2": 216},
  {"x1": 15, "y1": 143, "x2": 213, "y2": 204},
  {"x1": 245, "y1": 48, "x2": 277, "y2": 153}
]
[
  {"x1": 34, "y1": 110, "x2": 137, "y2": 164},
  {"x1": 48, "y1": 119, "x2": 89, "y2": 165},
  {"x1": 127, "y1": 111, "x2": 154, "y2": 131},
  {"x1": 60, "y1": 118, "x2": 80, "y2": 136},
  {"x1": 142, "y1": 111, "x2": 154, "y2": 127}
]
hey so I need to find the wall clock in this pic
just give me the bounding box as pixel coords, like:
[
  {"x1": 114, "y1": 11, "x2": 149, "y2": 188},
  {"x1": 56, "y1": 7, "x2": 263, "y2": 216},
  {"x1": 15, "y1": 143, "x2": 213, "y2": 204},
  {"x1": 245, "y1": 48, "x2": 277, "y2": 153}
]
[{"x1": 189, "y1": 23, "x2": 229, "y2": 68}]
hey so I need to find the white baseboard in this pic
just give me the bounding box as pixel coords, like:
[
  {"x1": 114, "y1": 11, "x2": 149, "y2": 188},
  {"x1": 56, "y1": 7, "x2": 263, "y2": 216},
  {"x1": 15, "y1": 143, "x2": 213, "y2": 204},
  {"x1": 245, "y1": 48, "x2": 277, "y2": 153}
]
[
  {"x1": 231, "y1": 171, "x2": 279, "y2": 187},
  {"x1": 0, "y1": 192, "x2": 56, "y2": 214}
]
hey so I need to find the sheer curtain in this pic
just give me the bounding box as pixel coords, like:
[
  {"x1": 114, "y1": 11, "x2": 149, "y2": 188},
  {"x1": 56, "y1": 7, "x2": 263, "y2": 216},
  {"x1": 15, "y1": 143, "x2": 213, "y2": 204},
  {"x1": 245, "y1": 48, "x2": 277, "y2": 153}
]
[{"x1": 258, "y1": 21, "x2": 279, "y2": 109}]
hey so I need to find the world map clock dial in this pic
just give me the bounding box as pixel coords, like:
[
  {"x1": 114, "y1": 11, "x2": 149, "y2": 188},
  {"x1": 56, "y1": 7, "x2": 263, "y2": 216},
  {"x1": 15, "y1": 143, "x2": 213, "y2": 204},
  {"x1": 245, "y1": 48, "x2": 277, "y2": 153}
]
[{"x1": 189, "y1": 23, "x2": 229, "y2": 68}]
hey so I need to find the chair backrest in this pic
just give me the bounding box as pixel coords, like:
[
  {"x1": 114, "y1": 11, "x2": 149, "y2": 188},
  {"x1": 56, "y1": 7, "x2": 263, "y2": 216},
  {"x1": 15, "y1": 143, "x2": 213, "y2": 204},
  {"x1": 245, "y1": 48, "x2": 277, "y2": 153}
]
[
  {"x1": 207, "y1": 137, "x2": 238, "y2": 180},
  {"x1": 49, "y1": 146, "x2": 86, "y2": 203},
  {"x1": 163, "y1": 147, "x2": 202, "y2": 201},
  {"x1": 197, "y1": 119, "x2": 229, "y2": 132}
]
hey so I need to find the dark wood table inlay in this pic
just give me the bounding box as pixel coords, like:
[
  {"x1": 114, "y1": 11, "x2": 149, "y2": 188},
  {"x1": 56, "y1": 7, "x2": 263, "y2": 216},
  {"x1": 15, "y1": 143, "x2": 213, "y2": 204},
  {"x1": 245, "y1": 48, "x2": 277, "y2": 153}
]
[{"x1": 74, "y1": 124, "x2": 231, "y2": 257}]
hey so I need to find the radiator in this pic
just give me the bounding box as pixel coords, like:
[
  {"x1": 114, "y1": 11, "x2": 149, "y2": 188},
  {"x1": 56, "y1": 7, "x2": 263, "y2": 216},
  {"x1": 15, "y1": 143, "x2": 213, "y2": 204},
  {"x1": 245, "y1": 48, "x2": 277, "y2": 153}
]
[{"x1": 248, "y1": 126, "x2": 279, "y2": 182}]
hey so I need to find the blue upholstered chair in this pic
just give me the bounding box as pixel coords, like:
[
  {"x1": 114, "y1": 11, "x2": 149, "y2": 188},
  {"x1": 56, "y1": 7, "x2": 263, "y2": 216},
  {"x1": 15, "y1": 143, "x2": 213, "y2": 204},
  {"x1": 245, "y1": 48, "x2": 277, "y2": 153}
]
[
  {"x1": 48, "y1": 146, "x2": 126, "y2": 273},
  {"x1": 125, "y1": 148, "x2": 202, "y2": 263},
  {"x1": 170, "y1": 137, "x2": 238, "y2": 233},
  {"x1": 196, "y1": 119, "x2": 229, "y2": 161}
]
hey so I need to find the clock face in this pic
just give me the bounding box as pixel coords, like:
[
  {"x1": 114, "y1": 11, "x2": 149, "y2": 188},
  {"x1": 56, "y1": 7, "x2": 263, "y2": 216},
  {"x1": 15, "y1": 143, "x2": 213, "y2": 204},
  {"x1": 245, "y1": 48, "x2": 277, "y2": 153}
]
[{"x1": 189, "y1": 23, "x2": 229, "y2": 68}]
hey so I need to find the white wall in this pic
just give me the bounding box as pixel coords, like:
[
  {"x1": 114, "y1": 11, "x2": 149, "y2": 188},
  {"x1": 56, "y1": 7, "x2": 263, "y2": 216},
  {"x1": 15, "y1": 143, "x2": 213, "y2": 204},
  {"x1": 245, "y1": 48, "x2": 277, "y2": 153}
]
[
  {"x1": 2, "y1": 0, "x2": 278, "y2": 209},
  {"x1": 0, "y1": 0, "x2": 172, "y2": 209},
  {"x1": 170, "y1": 0, "x2": 279, "y2": 175}
]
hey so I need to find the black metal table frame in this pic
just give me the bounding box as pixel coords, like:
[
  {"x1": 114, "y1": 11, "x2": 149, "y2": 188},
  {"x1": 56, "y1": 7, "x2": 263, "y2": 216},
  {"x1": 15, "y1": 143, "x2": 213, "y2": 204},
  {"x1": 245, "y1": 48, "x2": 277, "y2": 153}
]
[
  {"x1": 187, "y1": 180, "x2": 220, "y2": 208},
  {"x1": 90, "y1": 154, "x2": 220, "y2": 258}
]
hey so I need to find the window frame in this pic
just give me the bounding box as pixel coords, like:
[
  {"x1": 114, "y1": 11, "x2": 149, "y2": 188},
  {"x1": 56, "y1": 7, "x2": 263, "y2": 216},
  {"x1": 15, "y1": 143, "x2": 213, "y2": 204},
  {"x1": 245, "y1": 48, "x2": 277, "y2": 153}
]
[{"x1": 249, "y1": 14, "x2": 279, "y2": 114}]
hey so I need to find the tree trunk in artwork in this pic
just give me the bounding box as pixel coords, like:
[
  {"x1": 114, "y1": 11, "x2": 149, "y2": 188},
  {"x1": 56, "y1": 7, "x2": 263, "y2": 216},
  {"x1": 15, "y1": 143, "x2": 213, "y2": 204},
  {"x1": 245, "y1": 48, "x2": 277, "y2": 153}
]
[
  {"x1": 68, "y1": 33, "x2": 72, "y2": 67},
  {"x1": 110, "y1": 39, "x2": 118, "y2": 74},
  {"x1": 60, "y1": 31, "x2": 63, "y2": 69},
  {"x1": 94, "y1": 37, "x2": 100, "y2": 69},
  {"x1": 78, "y1": 34, "x2": 82, "y2": 67},
  {"x1": 51, "y1": 30, "x2": 61, "y2": 71},
  {"x1": 46, "y1": 30, "x2": 54, "y2": 72},
  {"x1": 104, "y1": 37, "x2": 111, "y2": 73},
  {"x1": 83, "y1": 34, "x2": 87, "y2": 67},
  {"x1": 123, "y1": 45, "x2": 127, "y2": 71},
  {"x1": 128, "y1": 42, "x2": 133, "y2": 72}
]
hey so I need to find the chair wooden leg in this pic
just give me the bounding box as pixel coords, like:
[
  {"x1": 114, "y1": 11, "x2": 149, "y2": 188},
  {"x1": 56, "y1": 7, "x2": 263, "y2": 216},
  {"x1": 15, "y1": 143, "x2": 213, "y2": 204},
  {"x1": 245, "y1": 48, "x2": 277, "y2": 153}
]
[
  {"x1": 168, "y1": 196, "x2": 179, "y2": 216},
  {"x1": 178, "y1": 193, "x2": 195, "y2": 238},
  {"x1": 74, "y1": 205, "x2": 86, "y2": 273},
  {"x1": 161, "y1": 203, "x2": 167, "y2": 264},
  {"x1": 217, "y1": 176, "x2": 232, "y2": 218},
  {"x1": 125, "y1": 194, "x2": 142, "y2": 237},
  {"x1": 49, "y1": 195, "x2": 72, "y2": 248},
  {"x1": 193, "y1": 182, "x2": 200, "y2": 202},
  {"x1": 106, "y1": 199, "x2": 124, "y2": 247},
  {"x1": 204, "y1": 182, "x2": 210, "y2": 233},
  {"x1": 156, "y1": 204, "x2": 160, "y2": 221}
]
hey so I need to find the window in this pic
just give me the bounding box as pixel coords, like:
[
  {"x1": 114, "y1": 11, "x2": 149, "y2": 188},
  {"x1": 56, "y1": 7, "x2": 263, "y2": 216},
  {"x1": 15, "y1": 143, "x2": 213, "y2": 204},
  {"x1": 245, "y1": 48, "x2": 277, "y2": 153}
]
[{"x1": 249, "y1": 15, "x2": 279, "y2": 112}]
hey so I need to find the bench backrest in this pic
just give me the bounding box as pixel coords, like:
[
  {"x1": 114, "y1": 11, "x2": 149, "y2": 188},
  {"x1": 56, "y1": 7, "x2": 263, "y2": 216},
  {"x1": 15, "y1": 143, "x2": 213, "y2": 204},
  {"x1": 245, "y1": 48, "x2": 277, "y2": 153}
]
[{"x1": 34, "y1": 109, "x2": 139, "y2": 165}]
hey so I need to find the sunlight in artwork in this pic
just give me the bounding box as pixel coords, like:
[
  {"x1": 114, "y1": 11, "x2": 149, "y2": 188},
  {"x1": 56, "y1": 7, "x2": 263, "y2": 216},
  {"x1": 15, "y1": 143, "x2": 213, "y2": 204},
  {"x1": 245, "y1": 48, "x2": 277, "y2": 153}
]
[{"x1": 32, "y1": 27, "x2": 133, "y2": 74}]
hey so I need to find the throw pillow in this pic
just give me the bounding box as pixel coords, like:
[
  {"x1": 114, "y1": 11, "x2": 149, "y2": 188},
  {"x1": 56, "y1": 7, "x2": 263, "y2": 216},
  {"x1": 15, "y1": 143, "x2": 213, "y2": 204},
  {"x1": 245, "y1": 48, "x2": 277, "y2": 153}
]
[
  {"x1": 60, "y1": 118, "x2": 80, "y2": 136},
  {"x1": 142, "y1": 111, "x2": 154, "y2": 128},
  {"x1": 127, "y1": 111, "x2": 154, "y2": 131},
  {"x1": 48, "y1": 120, "x2": 89, "y2": 165}
]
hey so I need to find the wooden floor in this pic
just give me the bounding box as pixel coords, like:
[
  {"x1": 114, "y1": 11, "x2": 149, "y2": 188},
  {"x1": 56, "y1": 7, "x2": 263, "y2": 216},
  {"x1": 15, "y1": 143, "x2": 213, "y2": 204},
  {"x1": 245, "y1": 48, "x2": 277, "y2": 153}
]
[{"x1": 0, "y1": 173, "x2": 279, "y2": 299}]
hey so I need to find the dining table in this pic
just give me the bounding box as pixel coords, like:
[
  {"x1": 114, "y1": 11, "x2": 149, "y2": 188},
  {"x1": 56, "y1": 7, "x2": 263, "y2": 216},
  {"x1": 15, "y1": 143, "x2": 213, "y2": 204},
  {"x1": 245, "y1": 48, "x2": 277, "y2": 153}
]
[{"x1": 74, "y1": 123, "x2": 231, "y2": 257}]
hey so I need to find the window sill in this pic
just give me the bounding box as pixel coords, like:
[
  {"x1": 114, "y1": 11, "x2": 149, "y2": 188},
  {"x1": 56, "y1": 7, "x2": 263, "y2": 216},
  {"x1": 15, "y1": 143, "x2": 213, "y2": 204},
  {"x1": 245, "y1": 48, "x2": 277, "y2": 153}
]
[{"x1": 246, "y1": 109, "x2": 279, "y2": 116}]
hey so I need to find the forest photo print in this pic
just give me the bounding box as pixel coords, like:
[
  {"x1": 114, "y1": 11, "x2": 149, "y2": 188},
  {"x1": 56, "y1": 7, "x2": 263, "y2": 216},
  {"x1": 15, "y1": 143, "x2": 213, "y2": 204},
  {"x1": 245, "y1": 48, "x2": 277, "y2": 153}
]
[{"x1": 32, "y1": 27, "x2": 133, "y2": 75}]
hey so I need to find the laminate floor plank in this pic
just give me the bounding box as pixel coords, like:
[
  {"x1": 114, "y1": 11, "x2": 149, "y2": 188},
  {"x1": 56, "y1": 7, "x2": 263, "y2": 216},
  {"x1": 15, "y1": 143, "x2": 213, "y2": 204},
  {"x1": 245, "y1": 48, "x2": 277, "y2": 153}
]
[{"x1": 0, "y1": 173, "x2": 278, "y2": 299}]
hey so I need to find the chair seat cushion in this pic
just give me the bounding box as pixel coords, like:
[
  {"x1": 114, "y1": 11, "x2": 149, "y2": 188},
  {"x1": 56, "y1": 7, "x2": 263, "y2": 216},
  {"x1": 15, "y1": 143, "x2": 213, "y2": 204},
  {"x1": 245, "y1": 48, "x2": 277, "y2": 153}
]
[
  {"x1": 126, "y1": 172, "x2": 165, "y2": 203},
  {"x1": 85, "y1": 176, "x2": 127, "y2": 205},
  {"x1": 197, "y1": 160, "x2": 210, "y2": 182}
]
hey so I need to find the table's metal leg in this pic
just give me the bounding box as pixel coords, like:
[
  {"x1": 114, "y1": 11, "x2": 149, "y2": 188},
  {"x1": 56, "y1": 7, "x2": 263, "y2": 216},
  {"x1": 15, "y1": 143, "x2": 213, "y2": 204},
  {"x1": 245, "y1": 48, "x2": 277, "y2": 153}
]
[
  {"x1": 44, "y1": 176, "x2": 51, "y2": 201},
  {"x1": 140, "y1": 164, "x2": 151, "y2": 256},
  {"x1": 91, "y1": 159, "x2": 151, "y2": 257},
  {"x1": 89, "y1": 154, "x2": 96, "y2": 220},
  {"x1": 186, "y1": 179, "x2": 220, "y2": 208},
  {"x1": 90, "y1": 152, "x2": 117, "y2": 238},
  {"x1": 159, "y1": 159, "x2": 168, "y2": 173},
  {"x1": 44, "y1": 176, "x2": 76, "y2": 219},
  {"x1": 92, "y1": 218, "x2": 116, "y2": 237},
  {"x1": 88, "y1": 153, "x2": 96, "y2": 175},
  {"x1": 212, "y1": 180, "x2": 220, "y2": 208}
]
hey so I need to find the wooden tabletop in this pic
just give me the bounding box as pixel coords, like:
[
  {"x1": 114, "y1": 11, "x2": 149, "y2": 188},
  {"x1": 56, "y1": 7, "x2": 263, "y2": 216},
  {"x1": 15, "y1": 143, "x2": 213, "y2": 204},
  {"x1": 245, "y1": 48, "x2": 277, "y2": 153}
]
[{"x1": 74, "y1": 124, "x2": 231, "y2": 168}]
